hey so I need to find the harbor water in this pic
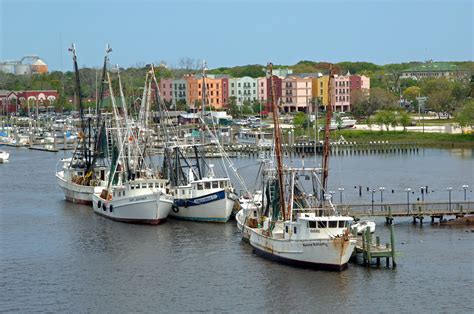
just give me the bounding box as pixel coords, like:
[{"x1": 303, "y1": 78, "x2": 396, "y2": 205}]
[{"x1": 1, "y1": 148, "x2": 473, "y2": 312}]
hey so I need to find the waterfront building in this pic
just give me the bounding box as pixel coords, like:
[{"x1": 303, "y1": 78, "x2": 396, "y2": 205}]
[
  {"x1": 160, "y1": 78, "x2": 174, "y2": 103},
  {"x1": 400, "y1": 61, "x2": 470, "y2": 81},
  {"x1": 265, "y1": 75, "x2": 282, "y2": 112},
  {"x1": 0, "y1": 90, "x2": 58, "y2": 114},
  {"x1": 186, "y1": 75, "x2": 228, "y2": 109},
  {"x1": 333, "y1": 73, "x2": 351, "y2": 112},
  {"x1": 229, "y1": 76, "x2": 258, "y2": 106},
  {"x1": 257, "y1": 77, "x2": 267, "y2": 103},
  {"x1": 312, "y1": 75, "x2": 329, "y2": 107},
  {"x1": 281, "y1": 76, "x2": 312, "y2": 112},
  {"x1": 172, "y1": 79, "x2": 187, "y2": 105}
]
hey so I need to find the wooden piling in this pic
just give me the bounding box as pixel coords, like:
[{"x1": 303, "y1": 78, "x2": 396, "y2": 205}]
[{"x1": 390, "y1": 223, "x2": 396, "y2": 268}]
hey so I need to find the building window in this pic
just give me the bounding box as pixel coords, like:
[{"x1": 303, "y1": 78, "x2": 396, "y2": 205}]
[
  {"x1": 216, "y1": 83, "x2": 219, "y2": 89},
  {"x1": 231, "y1": 83, "x2": 234, "y2": 87}
]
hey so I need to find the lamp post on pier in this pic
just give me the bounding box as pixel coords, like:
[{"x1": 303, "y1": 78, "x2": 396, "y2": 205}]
[
  {"x1": 447, "y1": 187, "x2": 453, "y2": 212},
  {"x1": 405, "y1": 188, "x2": 411, "y2": 213},
  {"x1": 379, "y1": 186, "x2": 385, "y2": 211},
  {"x1": 371, "y1": 189, "x2": 375, "y2": 214},
  {"x1": 338, "y1": 187, "x2": 344, "y2": 203},
  {"x1": 462, "y1": 184, "x2": 469, "y2": 201}
]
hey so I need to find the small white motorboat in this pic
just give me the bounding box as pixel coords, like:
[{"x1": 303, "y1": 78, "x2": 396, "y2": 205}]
[
  {"x1": 351, "y1": 220, "x2": 376, "y2": 234},
  {"x1": 0, "y1": 150, "x2": 10, "y2": 163}
]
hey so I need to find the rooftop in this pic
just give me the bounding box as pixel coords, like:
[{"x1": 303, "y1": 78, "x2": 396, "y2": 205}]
[{"x1": 401, "y1": 62, "x2": 463, "y2": 72}]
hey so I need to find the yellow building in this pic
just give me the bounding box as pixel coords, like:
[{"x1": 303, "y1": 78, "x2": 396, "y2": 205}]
[{"x1": 312, "y1": 75, "x2": 329, "y2": 107}]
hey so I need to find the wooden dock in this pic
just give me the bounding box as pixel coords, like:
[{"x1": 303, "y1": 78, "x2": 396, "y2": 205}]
[{"x1": 353, "y1": 225, "x2": 397, "y2": 268}]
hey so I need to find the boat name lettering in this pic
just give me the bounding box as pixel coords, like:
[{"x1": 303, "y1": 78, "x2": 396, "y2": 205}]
[
  {"x1": 130, "y1": 196, "x2": 147, "y2": 202},
  {"x1": 303, "y1": 242, "x2": 328, "y2": 247},
  {"x1": 194, "y1": 194, "x2": 218, "y2": 204}
]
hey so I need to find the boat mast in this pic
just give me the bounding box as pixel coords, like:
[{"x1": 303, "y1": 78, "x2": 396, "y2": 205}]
[
  {"x1": 96, "y1": 44, "x2": 112, "y2": 130},
  {"x1": 201, "y1": 60, "x2": 207, "y2": 145},
  {"x1": 268, "y1": 62, "x2": 286, "y2": 221},
  {"x1": 321, "y1": 65, "x2": 334, "y2": 197},
  {"x1": 68, "y1": 43, "x2": 88, "y2": 167}
]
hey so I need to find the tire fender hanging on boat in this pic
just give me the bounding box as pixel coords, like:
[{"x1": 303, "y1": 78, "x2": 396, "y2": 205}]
[{"x1": 172, "y1": 205, "x2": 179, "y2": 213}]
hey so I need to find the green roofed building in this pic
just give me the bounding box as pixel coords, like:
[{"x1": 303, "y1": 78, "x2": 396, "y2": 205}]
[{"x1": 400, "y1": 61, "x2": 470, "y2": 80}]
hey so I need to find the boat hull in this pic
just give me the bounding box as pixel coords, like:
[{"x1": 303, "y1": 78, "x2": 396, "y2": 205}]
[
  {"x1": 92, "y1": 193, "x2": 172, "y2": 225},
  {"x1": 235, "y1": 209, "x2": 252, "y2": 241},
  {"x1": 56, "y1": 171, "x2": 95, "y2": 205},
  {"x1": 249, "y1": 229, "x2": 356, "y2": 271},
  {"x1": 170, "y1": 190, "x2": 234, "y2": 222}
]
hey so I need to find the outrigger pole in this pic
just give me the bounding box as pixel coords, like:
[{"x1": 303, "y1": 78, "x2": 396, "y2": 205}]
[{"x1": 268, "y1": 62, "x2": 287, "y2": 221}]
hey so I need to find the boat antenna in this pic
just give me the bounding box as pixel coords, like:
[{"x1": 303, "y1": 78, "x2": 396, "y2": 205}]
[
  {"x1": 321, "y1": 64, "x2": 334, "y2": 198},
  {"x1": 268, "y1": 62, "x2": 286, "y2": 221}
]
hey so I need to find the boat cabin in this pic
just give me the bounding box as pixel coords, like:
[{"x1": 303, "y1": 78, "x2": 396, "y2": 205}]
[{"x1": 283, "y1": 213, "x2": 353, "y2": 240}]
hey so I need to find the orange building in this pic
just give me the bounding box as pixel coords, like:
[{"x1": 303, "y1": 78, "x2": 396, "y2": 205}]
[{"x1": 185, "y1": 75, "x2": 228, "y2": 109}]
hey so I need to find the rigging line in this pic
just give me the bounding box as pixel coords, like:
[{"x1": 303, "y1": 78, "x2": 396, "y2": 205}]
[{"x1": 199, "y1": 116, "x2": 251, "y2": 197}]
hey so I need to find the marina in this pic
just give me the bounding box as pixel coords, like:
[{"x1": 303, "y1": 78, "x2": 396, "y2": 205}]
[{"x1": 1, "y1": 147, "x2": 472, "y2": 312}]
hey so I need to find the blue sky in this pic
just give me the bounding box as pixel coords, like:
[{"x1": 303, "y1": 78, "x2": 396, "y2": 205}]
[{"x1": 1, "y1": 0, "x2": 472, "y2": 71}]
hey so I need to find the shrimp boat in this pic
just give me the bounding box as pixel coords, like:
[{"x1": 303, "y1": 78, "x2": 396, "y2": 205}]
[
  {"x1": 92, "y1": 66, "x2": 173, "y2": 224},
  {"x1": 237, "y1": 63, "x2": 356, "y2": 270},
  {"x1": 56, "y1": 44, "x2": 112, "y2": 205},
  {"x1": 161, "y1": 62, "x2": 237, "y2": 222},
  {"x1": 163, "y1": 145, "x2": 237, "y2": 222}
]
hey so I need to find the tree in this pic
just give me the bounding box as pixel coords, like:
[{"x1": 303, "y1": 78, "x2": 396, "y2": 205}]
[
  {"x1": 227, "y1": 96, "x2": 239, "y2": 117},
  {"x1": 374, "y1": 110, "x2": 397, "y2": 131},
  {"x1": 397, "y1": 110, "x2": 412, "y2": 131},
  {"x1": 293, "y1": 112, "x2": 309, "y2": 129},
  {"x1": 403, "y1": 86, "x2": 421, "y2": 103},
  {"x1": 176, "y1": 99, "x2": 188, "y2": 111},
  {"x1": 350, "y1": 89, "x2": 371, "y2": 119},
  {"x1": 425, "y1": 90, "x2": 454, "y2": 118},
  {"x1": 454, "y1": 99, "x2": 474, "y2": 130},
  {"x1": 370, "y1": 87, "x2": 398, "y2": 110}
]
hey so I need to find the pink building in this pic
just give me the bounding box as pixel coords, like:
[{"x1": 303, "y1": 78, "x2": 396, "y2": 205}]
[
  {"x1": 257, "y1": 77, "x2": 267, "y2": 103},
  {"x1": 281, "y1": 76, "x2": 312, "y2": 112},
  {"x1": 333, "y1": 74, "x2": 351, "y2": 112},
  {"x1": 160, "y1": 78, "x2": 173, "y2": 103}
]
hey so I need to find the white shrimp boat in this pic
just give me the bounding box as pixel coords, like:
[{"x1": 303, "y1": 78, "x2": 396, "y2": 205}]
[
  {"x1": 93, "y1": 178, "x2": 172, "y2": 224},
  {"x1": 166, "y1": 153, "x2": 237, "y2": 222},
  {"x1": 56, "y1": 158, "x2": 108, "y2": 205},
  {"x1": 239, "y1": 63, "x2": 356, "y2": 270},
  {"x1": 56, "y1": 44, "x2": 112, "y2": 205}
]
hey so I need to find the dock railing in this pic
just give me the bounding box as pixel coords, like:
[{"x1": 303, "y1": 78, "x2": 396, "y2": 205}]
[{"x1": 336, "y1": 201, "x2": 472, "y2": 217}]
